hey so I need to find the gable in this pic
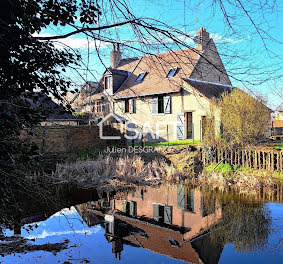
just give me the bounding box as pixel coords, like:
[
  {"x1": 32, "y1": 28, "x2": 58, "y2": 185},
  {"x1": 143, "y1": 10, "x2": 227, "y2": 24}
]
[{"x1": 190, "y1": 39, "x2": 231, "y2": 86}]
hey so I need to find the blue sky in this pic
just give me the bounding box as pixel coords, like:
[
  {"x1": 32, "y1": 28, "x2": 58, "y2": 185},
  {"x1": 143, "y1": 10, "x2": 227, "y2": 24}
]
[{"x1": 38, "y1": 0, "x2": 283, "y2": 108}]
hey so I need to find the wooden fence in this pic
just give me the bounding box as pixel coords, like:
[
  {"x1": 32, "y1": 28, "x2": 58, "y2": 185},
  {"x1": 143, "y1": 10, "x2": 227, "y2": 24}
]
[{"x1": 201, "y1": 148, "x2": 283, "y2": 172}]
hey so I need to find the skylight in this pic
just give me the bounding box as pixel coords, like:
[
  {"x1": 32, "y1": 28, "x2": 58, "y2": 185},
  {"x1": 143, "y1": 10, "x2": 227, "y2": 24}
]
[
  {"x1": 166, "y1": 67, "x2": 178, "y2": 78},
  {"x1": 136, "y1": 72, "x2": 146, "y2": 82}
]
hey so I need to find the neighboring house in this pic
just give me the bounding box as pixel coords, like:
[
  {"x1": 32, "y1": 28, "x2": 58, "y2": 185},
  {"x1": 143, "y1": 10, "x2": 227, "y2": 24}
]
[
  {"x1": 83, "y1": 28, "x2": 234, "y2": 141},
  {"x1": 24, "y1": 93, "x2": 81, "y2": 126},
  {"x1": 41, "y1": 109, "x2": 80, "y2": 126},
  {"x1": 271, "y1": 102, "x2": 283, "y2": 137},
  {"x1": 64, "y1": 81, "x2": 100, "y2": 113},
  {"x1": 274, "y1": 102, "x2": 283, "y2": 120}
]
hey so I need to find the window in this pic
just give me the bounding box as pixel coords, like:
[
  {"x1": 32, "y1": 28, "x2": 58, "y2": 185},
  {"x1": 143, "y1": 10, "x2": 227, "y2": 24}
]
[
  {"x1": 168, "y1": 238, "x2": 180, "y2": 248},
  {"x1": 125, "y1": 99, "x2": 130, "y2": 113},
  {"x1": 201, "y1": 196, "x2": 216, "y2": 217},
  {"x1": 153, "y1": 204, "x2": 172, "y2": 224},
  {"x1": 136, "y1": 72, "x2": 146, "y2": 82},
  {"x1": 104, "y1": 75, "x2": 112, "y2": 90},
  {"x1": 124, "y1": 98, "x2": 136, "y2": 114},
  {"x1": 122, "y1": 200, "x2": 137, "y2": 216},
  {"x1": 166, "y1": 67, "x2": 178, "y2": 78},
  {"x1": 186, "y1": 189, "x2": 194, "y2": 212},
  {"x1": 102, "y1": 102, "x2": 110, "y2": 113},
  {"x1": 152, "y1": 95, "x2": 171, "y2": 114},
  {"x1": 97, "y1": 101, "x2": 101, "y2": 112}
]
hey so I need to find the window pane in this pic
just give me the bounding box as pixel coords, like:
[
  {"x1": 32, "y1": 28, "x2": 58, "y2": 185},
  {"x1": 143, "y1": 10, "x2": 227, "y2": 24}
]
[
  {"x1": 105, "y1": 76, "x2": 112, "y2": 89},
  {"x1": 158, "y1": 95, "x2": 164, "y2": 113},
  {"x1": 166, "y1": 68, "x2": 177, "y2": 78},
  {"x1": 125, "y1": 99, "x2": 130, "y2": 113},
  {"x1": 136, "y1": 72, "x2": 146, "y2": 82}
]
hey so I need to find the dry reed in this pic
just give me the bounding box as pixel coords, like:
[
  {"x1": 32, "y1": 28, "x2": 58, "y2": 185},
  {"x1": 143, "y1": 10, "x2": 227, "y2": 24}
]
[{"x1": 52, "y1": 155, "x2": 179, "y2": 188}]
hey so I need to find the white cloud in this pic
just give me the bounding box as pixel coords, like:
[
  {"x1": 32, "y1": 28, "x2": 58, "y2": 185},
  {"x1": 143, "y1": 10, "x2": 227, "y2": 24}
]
[
  {"x1": 210, "y1": 33, "x2": 248, "y2": 44},
  {"x1": 33, "y1": 32, "x2": 110, "y2": 49},
  {"x1": 26, "y1": 226, "x2": 101, "y2": 239},
  {"x1": 50, "y1": 206, "x2": 78, "y2": 218}
]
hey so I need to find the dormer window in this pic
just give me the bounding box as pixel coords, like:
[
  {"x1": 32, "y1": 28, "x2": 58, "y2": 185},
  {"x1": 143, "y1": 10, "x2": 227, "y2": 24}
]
[
  {"x1": 166, "y1": 67, "x2": 178, "y2": 78},
  {"x1": 136, "y1": 72, "x2": 146, "y2": 82},
  {"x1": 104, "y1": 75, "x2": 112, "y2": 90}
]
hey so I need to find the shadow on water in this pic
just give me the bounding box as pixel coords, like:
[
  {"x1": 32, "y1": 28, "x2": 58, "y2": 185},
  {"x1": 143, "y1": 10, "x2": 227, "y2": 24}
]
[{"x1": 0, "y1": 182, "x2": 283, "y2": 263}]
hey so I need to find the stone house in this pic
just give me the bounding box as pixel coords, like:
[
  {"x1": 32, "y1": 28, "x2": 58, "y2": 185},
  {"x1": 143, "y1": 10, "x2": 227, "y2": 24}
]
[
  {"x1": 89, "y1": 28, "x2": 233, "y2": 141},
  {"x1": 271, "y1": 102, "x2": 283, "y2": 137}
]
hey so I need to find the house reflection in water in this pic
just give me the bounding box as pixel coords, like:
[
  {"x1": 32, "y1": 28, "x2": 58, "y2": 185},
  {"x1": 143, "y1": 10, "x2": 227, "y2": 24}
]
[{"x1": 76, "y1": 185, "x2": 224, "y2": 264}]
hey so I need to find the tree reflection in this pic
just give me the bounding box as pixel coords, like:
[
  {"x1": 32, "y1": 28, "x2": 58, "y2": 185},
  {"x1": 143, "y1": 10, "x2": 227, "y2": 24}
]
[{"x1": 209, "y1": 191, "x2": 272, "y2": 253}]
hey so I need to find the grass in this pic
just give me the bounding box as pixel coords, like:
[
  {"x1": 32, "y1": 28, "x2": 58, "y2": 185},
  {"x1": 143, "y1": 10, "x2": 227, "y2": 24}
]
[
  {"x1": 205, "y1": 162, "x2": 283, "y2": 181},
  {"x1": 130, "y1": 139, "x2": 201, "y2": 147},
  {"x1": 274, "y1": 140, "x2": 283, "y2": 150},
  {"x1": 205, "y1": 163, "x2": 238, "y2": 177},
  {"x1": 263, "y1": 140, "x2": 283, "y2": 150}
]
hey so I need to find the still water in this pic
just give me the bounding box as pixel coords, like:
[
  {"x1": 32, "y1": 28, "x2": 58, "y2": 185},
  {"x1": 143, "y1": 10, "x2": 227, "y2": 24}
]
[{"x1": 0, "y1": 184, "x2": 282, "y2": 264}]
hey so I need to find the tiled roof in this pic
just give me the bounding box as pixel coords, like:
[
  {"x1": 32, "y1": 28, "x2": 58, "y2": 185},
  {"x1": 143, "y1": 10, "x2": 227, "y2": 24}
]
[
  {"x1": 86, "y1": 81, "x2": 99, "y2": 86},
  {"x1": 23, "y1": 93, "x2": 78, "y2": 120},
  {"x1": 117, "y1": 57, "x2": 139, "y2": 68},
  {"x1": 89, "y1": 92, "x2": 104, "y2": 101},
  {"x1": 107, "y1": 68, "x2": 129, "y2": 76},
  {"x1": 114, "y1": 214, "x2": 202, "y2": 264},
  {"x1": 184, "y1": 78, "x2": 233, "y2": 99},
  {"x1": 114, "y1": 48, "x2": 200, "y2": 98}
]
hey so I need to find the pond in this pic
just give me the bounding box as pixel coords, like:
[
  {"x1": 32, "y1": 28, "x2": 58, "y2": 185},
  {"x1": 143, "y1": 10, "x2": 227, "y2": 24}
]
[{"x1": 0, "y1": 184, "x2": 282, "y2": 264}]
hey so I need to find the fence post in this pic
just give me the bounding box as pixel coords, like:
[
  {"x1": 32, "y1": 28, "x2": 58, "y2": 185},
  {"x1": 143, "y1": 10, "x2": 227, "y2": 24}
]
[
  {"x1": 254, "y1": 151, "x2": 257, "y2": 169},
  {"x1": 167, "y1": 125, "x2": 169, "y2": 146},
  {"x1": 271, "y1": 151, "x2": 274, "y2": 172}
]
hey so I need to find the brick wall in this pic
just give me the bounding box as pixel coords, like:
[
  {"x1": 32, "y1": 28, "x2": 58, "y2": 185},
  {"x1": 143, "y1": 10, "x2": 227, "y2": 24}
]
[{"x1": 21, "y1": 125, "x2": 127, "y2": 155}]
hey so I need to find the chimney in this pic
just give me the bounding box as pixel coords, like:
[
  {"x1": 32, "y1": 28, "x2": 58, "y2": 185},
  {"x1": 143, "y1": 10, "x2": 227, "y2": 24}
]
[
  {"x1": 197, "y1": 27, "x2": 210, "y2": 51},
  {"x1": 110, "y1": 43, "x2": 122, "y2": 69}
]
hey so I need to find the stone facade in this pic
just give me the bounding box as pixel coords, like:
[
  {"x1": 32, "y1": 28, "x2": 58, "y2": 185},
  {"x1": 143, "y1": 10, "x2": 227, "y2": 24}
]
[
  {"x1": 114, "y1": 82, "x2": 222, "y2": 142},
  {"x1": 21, "y1": 125, "x2": 126, "y2": 155},
  {"x1": 113, "y1": 185, "x2": 222, "y2": 241}
]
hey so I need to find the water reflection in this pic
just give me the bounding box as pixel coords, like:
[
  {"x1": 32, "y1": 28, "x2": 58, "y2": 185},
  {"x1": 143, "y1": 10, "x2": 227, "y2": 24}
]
[{"x1": 0, "y1": 184, "x2": 282, "y2": 263}]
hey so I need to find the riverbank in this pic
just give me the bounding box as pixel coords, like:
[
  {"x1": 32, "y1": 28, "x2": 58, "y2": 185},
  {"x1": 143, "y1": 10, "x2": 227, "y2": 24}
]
[{"x1": 42, "y1": 145, "x2": 282, "y2": 195}]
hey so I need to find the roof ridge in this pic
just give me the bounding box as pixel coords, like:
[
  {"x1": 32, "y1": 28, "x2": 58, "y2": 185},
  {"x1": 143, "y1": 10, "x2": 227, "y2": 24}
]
[
  {"x1": 142, "y1": 47, "x2": 201, "y2": 60},
  {"x1": 119, "y1": 47, "x2": 201, "y2": 63},
  {"x1": 187, "y1": 78, "x2": 234, "y2": 88}
]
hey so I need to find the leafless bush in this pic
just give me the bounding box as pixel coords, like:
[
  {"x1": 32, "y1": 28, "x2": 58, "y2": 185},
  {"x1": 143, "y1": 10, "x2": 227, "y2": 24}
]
[
  {"x1": 53, "y1": 155, "x2": 179, "y2": 187},
  {"x1": 198, "y1": 170, "x2": 275, "y2": 195}
]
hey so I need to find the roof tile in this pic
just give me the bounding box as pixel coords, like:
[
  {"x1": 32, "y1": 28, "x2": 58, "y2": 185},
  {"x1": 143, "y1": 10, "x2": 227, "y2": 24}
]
[{"x1": 114, "y1": 48, "x2": 200, "y2": 98}]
